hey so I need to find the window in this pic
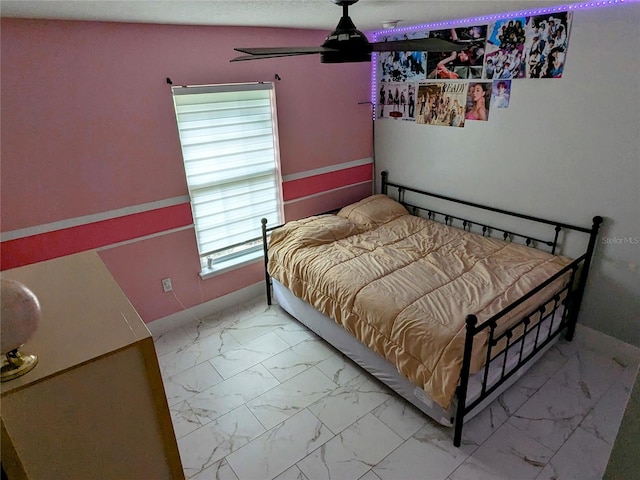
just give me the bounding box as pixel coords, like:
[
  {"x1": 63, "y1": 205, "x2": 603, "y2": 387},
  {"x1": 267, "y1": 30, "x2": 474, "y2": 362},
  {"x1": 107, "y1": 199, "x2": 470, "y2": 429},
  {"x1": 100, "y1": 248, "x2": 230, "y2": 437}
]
[{"x1": 172, "y1": 83, "x2": 284, "y2": 275}]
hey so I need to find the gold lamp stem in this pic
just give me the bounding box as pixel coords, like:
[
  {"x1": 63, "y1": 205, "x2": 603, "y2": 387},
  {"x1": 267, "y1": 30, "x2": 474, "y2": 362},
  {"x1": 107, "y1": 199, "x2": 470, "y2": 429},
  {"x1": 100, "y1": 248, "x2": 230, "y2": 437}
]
[{"x1": 1, "y1": 348, "x2": 38, "y2": 382}]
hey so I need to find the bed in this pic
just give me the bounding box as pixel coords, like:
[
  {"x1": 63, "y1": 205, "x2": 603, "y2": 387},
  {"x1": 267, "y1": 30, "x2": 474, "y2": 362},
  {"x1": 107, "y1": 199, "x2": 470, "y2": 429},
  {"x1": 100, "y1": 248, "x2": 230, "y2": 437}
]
[{"x1": 261, "y1": 171, "x2": 602, "y2": 446}]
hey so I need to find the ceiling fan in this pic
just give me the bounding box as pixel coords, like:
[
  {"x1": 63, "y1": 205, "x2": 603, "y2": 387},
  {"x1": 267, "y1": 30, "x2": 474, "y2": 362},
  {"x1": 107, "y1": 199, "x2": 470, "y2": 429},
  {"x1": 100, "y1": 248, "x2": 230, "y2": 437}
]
[{"x1": 231, "y1": 0, "x2": 463, "y2": 63}]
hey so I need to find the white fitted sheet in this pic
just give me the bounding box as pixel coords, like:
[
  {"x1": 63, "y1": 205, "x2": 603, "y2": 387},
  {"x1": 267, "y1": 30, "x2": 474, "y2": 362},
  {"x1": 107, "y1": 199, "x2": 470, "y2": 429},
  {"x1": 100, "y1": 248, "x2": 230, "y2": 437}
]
[{"x1": 273, "y1": 278, "x2": 564, "y2": 427}]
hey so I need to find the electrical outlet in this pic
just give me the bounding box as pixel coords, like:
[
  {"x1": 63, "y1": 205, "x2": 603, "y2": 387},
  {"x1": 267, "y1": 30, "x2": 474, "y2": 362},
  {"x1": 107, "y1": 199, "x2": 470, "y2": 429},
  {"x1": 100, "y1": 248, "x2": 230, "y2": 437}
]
[{"x1": 161, "y1": 278, "x2": 172, "y2": 293}]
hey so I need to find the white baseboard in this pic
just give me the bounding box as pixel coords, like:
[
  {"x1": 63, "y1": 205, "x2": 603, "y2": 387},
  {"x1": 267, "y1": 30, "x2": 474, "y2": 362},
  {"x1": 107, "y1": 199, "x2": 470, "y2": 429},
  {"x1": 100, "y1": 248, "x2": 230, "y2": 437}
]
[{"x1": 146, "y1": 282, "x2": 265, "y2": 337}]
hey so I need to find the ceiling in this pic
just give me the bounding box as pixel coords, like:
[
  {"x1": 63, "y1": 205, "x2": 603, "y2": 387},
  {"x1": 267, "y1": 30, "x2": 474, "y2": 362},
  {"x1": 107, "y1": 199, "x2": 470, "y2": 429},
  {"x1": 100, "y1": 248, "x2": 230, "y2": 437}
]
[{"x1": 1, "y1": 0, "x2": 576, "y2": 32}]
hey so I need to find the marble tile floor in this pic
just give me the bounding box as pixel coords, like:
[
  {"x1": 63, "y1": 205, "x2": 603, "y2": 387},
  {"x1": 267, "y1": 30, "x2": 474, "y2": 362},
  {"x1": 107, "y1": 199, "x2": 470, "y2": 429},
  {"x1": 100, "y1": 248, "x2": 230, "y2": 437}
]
[{"x1": 153, "y1": 295, "x2": 640, "y2": 480}]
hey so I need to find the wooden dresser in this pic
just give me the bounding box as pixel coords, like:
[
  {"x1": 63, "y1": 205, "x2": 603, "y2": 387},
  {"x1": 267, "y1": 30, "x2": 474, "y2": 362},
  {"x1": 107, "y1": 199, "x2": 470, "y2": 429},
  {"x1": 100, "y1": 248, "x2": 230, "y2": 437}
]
[{"x1": 1, "y1": 251, "x2": 184, "y2": 479}]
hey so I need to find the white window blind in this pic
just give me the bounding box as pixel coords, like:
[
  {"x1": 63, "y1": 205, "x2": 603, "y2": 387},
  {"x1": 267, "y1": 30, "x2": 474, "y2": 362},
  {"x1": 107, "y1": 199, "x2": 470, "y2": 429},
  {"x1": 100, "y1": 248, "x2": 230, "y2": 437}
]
[{"x1": 172, "y1": 83, "x2": 284, "y2": 271}]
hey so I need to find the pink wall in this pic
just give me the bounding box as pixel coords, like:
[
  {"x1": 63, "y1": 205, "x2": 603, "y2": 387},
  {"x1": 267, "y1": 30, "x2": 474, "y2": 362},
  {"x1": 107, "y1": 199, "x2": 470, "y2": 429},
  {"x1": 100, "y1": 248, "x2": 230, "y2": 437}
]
[{"x1": 1, "y1": 19, "x2": 373, "y2": 323}]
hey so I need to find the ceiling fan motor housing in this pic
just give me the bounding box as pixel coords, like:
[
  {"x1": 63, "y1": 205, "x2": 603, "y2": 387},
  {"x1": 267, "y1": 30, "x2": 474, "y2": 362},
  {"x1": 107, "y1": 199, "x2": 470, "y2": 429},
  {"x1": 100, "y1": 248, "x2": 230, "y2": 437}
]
[{"x1": 321, "y1": 10, "x2": 371, "y2": 63}]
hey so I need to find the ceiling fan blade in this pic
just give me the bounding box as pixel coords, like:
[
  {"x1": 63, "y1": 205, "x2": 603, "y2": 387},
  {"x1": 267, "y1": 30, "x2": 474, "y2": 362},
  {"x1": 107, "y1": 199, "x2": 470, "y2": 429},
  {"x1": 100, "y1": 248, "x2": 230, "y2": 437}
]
[
  {"x1": 231, "y1": 1, "x2": 466, "y2": 64},
  {"x1": 230, "y1": 52, "x2": 317, "y2": 62},
  {"x1": 372, "y1": 37, "x2": 464, "y2": 52},
  {"x1": 234, "y1": 46, "x2": 337, "y2": 56}
]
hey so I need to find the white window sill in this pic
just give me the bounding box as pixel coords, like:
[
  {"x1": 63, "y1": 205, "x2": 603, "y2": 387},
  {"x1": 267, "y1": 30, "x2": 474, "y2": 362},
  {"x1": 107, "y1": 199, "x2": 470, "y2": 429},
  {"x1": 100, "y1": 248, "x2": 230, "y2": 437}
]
[{"x1": 199, "y1": 249, "x2": 263, "y2": 280}]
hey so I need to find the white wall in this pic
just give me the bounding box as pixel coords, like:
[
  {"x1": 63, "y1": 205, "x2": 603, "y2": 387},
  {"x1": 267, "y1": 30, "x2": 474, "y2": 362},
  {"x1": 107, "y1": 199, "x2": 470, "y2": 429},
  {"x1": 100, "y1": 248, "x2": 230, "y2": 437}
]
[{"x1": 374, "y1": 3, "x2": 640, "y2": 347}]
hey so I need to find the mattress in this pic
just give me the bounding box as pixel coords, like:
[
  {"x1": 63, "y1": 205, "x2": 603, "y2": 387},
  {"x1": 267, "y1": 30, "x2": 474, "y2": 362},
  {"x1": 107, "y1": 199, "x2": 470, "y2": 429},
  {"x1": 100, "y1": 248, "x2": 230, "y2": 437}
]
[
  {"x1": 273, "y1": 278, "x2": 564, "y2": 427},
  {"x1": 268, "y1": 195, "x2": 572, "y2": 409}
]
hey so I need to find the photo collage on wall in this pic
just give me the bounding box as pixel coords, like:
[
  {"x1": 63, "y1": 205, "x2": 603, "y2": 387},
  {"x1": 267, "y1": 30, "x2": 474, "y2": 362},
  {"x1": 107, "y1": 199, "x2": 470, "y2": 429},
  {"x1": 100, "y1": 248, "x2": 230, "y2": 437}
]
[{"x1": 376, "y1": 11, "x2": 572, "y2": 126}]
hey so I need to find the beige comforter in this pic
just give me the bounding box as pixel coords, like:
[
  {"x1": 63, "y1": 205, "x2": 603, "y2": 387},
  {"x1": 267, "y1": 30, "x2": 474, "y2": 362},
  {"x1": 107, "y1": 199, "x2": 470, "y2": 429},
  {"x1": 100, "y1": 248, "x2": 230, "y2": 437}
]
[{"x1": 268, "y1": 195, "x2": 571, "y2": 409}]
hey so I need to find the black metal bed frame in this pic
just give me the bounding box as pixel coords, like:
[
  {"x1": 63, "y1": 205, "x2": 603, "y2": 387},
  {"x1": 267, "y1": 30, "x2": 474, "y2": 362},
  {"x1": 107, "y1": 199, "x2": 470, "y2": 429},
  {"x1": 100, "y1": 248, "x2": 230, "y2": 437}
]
[{"x1": 261, "y1": 170, "x2": 602, "y2": 447}]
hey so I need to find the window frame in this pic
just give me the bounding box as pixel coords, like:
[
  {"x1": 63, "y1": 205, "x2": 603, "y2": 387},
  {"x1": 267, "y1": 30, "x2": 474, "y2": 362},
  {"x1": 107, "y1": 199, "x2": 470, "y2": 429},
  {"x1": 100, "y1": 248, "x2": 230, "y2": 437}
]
[{"x1": 171, "y1": 82, "x2": 284, "y2": 277}]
